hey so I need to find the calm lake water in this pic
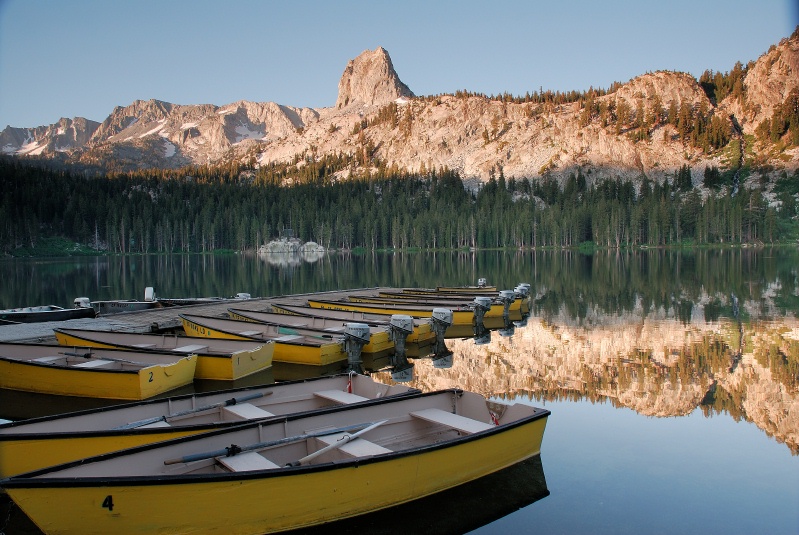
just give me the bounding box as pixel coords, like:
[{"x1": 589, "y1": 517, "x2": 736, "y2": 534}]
[{"x1": 1, "y1": 248, "x2": 797, "y2": 534}]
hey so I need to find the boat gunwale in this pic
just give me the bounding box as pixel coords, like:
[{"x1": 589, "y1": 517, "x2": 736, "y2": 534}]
[
  {"x1": 179, "y1": 314, "x2": 344, "y2": 348},
  {"x1": 54, "y1": 328, "x2": 275, "y2": 360},
  {"x1": 0, "y1": 354, "x2": 191, "y2": 375},
  {"x1": 0, "y1": 373, "x2": 409, "y2": 440},
  {"x1": 1, "y1": 389, "x2": 550, "y2": 488}
]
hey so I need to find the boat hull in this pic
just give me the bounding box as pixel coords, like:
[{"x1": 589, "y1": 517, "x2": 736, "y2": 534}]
[
  {"x1": 268, "y1": 303, "x2": 437, "y2": 352},
  {"x1": 54, "y1": 329, "x2": 274, "y2": 381},
  {"x1": 5, "y1": 410, "x2": 547, "y2": 535},
  {"x1": 307, "y1": 299, "x2": 476, "y2": 325},
  {"x1": 0, "y1": 306, "x2": 95, "y2": 323},
  {"x1": 0, "y1": 374, "x2": 416, "y2": 478},
  {"x1": 0, "y1": 355, "x2": 196, "y2": 400},
  {"x1": 180, "y1": 315, "x2": 347, "y2": 367}
]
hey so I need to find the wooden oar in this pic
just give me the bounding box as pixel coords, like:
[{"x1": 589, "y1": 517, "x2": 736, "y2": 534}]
[
  {"x1": 163, "y1": 421, "x2": 378, "y2": 465},
  {"x1": 289, "y1": 419, "x2": 387, "y2": 466},
  {"x1": 115, "y1": 391, "x2": 269, "y2": 430}
]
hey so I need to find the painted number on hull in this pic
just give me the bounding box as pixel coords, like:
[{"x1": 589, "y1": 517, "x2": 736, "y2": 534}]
[
  {"x1": 148, "y1": 371, "x2": 154, "y2": 382},
  {"x1": 102, "y1": 495, "x2": 114, "y2": 511}
]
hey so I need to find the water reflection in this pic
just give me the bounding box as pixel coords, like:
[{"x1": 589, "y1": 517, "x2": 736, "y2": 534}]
[{"x1": 390, "y1": 315, "x2": 799, "y2": 455}]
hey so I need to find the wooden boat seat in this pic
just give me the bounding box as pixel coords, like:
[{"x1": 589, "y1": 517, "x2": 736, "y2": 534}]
[
  {"x1": 221, "y1": 403, "x2": 275, "y2": 421},
  {"x1": 410, "y1": 408, "x2": 493, "y2": 434},
  {"x1": 237, "y1": 330, "x2": 263, "y2": 337},
  {"x1": 173, "y1": 344, "x2": 208, "y2": 353},
  {"x1": 72, "y1": 359, "x2": 115, "y2": 368},
  {"x1": 32, "y1": 356, "x2": 62, "y2": 363},
  {"x1": 314, "y1": 390, "x2": 369, "y2": 404},
  {"x1": 217, "y1": 451, "x2": 280, "y2": 472},
  {"x1": 317, "y1": 433, "x2": 392, "y2": 457},
  {"x1": 274, "y1": 334, "x2": 304, "y2": 342}
]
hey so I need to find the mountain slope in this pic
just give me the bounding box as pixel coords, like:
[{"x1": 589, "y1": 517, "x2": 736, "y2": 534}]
[{"x1": 2, "y1": 37, "x2": 798, "y2": 183}]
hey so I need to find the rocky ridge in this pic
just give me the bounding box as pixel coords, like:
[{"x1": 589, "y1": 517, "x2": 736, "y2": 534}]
[{"x1": 2, "y1": 36, "x2": 798, "y2": 184}]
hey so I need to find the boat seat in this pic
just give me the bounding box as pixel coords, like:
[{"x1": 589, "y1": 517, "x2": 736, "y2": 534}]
[
  {"x1": 173, "y1": 344, "x2": 208, "y2": 353},
  {"x1": 72, "y1": 359, "x2": 115, "y2": 368},
  {"x1": 217, "y1": 451, "x2": 280, "y2": 472},
  {"x1": 410, "y1": 408, "x2": 493, "y2": 434},
  {"x1": 274, "y1": 334, "x2": 304, "y2": 342},
  {"x1": 221, "y1": 403, "x2": 275, "y2": 421},
  {"x1": 317, "y1": 433, "x2": 392, "y2": 457},
  {"x1": 238, "y1": 330, "x2": 263, "y2": 337},
  {"x1": 132, "y1": 343, "x2": 156, "y2": 348},
  {"x1": 32, "y1": 356, "x2": 62, "y2": 363},
  {"x1": 138, "y1": 420, "x2": 172, "y2": 429},
  {"x1": 314, "y1": 390, "x2": 369, "y2": 404}
]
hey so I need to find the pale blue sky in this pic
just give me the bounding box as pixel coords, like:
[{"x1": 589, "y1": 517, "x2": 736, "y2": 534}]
[{"x1": 0, "y1": 0, "x2": 796, "y2": 129}]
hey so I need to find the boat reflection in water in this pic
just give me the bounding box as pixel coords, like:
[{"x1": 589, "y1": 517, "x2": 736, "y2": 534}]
[{"x1": 294, "y1": 455, "x2": 549, "y2": 535}]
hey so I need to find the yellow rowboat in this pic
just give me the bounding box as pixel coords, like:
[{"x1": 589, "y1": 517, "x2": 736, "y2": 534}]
[
  {"x1": 0, "y1": 373, "x2": 417, "y2": 478},
  {"x1": 308, "y1": 298, "x2": 474, "y2": 325},
  {"x1": 180, "y1": 313, "x2": 349, "y2": 368},
  {"x1": 227, "y1": 308, "x2": 395, "y2": 360},
  {"x1": 268, "y1": 302, "x2": 437, "y2": 350},
  {"x1": 54, "y1": 328, "x2": 273, "y2": 381},
  {"x1": 0, "y1": 343, "x2": 196, "y2": 400},
  {"x1": 349, "y1": 294, "x2": 522, "y2": 319},
  {"x1": 2, "y1": 389, "x2": 549, "y2": 535}
]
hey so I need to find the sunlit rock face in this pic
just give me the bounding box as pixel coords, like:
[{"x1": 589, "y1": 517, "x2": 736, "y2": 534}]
[
  {"x1": 335, "y1": 47, "x2": 414, "y2": 110},
  {"x1": 3, "y1": 33, "x2": 798, "y2": 181},
  {"x1": 379, "y1": 315, "x2": 798, "y2": 454}
]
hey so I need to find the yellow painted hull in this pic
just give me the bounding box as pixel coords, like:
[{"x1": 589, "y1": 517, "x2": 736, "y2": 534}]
[
  {"x1": 0, "y1": 356, "x2": 196, "y2": 400},
  {"x1": 54, "y1": 330, "x2": 273, "y2": 381},
  {"x1": 226, "y1": 310, "x2": 394, "y2": 357},
  {"x1": 0, "y1": 429, "x2": 204, "y2": 479},
  {"x1": 268, "y1": 303, "x2": 437, "y2": 346},
  {"x1": 6, "y1": 418, "x2": 547, "y2": 535},
  {"x1": 308, "y1": 300, "x2": 476, "y2": 325},
  {"x1": 349, "y1": 295, "x2": 522, "y2": 317},
  {"x1": 181, "y1": 316, "x2": 347, "y2": 367}
]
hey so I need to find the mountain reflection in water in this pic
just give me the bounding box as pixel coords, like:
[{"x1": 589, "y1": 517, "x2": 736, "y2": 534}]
[{"x1": 389, "y1": 314, "x2": 799, "y2": 455}]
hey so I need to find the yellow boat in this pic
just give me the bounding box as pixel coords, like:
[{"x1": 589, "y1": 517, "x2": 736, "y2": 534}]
[
  {"x1": 0, "y1": 342, "x2": 196, "y2": 401},
  {"x1": 348, "y1": 294, "x2": 522, "y2": 318},
  {"x1": 268, "y1": 302, "x2": 437, "y2": 351},
  {"x1": 180, "y1": 313, "x2": 348, "y2": 368},
  {"x1": 2, "y1": 389, "x2": 549, "y2": 535},
  {"x1": 227, "y1": 308, "x2": 395, "y2": 360},
  {"x1": 0, "y1": 373, "x2": 417, "y2": 478},
  {"x1": 307, "y1": 298, "x2": 475, "y2": 325},
  {"x1": 54, "y1": 328, "x2": 273, "y2": 381}
]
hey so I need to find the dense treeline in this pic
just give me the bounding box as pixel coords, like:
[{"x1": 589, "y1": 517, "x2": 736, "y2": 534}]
[{"x1": 1, "y1": 157, "x2": 797, "y2": 255}]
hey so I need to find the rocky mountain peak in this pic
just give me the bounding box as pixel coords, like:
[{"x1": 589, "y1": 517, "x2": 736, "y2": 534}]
[{"x1": 335, "y1": 47, "x2": 414, "y2": 109}]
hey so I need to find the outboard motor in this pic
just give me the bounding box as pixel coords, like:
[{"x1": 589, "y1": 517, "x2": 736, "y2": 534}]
[
  {"x1": 73, "y1": 297, "x2": 91, "y2": 309},
  {"x1": 515, "y1": 283, "x2": 531, "y2": 298},
  {"x1": 388, "y1": 315, "x2": 414, "y2": 361},
  {"x1": 144, "y1": 287, "x2": 156, "y2": 302},
  {"x1": 474, "y1": 327, "x2": 491, "y2": 345},
  {"x1": 431, "y1": 308, "x2": 454, "y2": 357},
  {"x1": 471, "y1": 296, "x2": 493, "y2": 329},
  {"x1": 343, "y1": 322, "x2": 371, "y2": 373},
  {"x1": 477, "y1": 277, "x2": 487, "y2": 288},
  {"x1": 498, "y1": 290, "x2": 516, "y2": 319},
  {"x1": 235, "y1": 293, "x2": 252, "y2": 300}
]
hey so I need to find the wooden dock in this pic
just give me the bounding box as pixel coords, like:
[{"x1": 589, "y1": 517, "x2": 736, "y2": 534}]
[{"x1": 0, "y1": 289, "x2": 377, "y2": 343}]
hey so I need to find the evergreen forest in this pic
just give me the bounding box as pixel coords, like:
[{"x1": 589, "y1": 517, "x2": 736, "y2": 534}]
[{"x1": 2, "y1": 155, "x2": 798, "y2": 256}]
